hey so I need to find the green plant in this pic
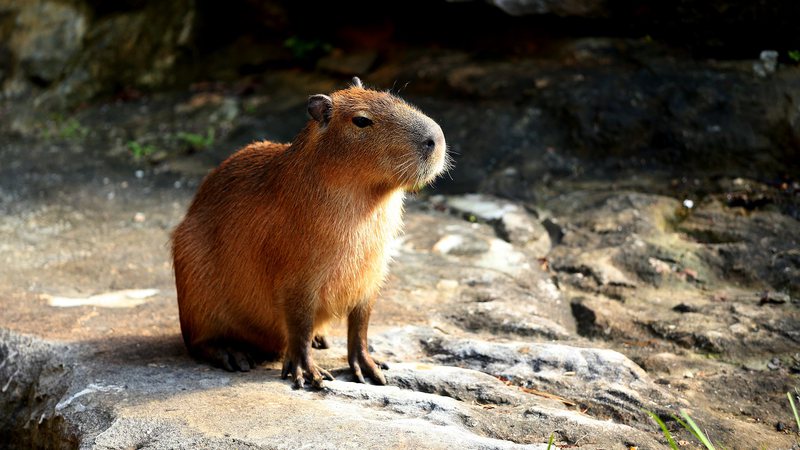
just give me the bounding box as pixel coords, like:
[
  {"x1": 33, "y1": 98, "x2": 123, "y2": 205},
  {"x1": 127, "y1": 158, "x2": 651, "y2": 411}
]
[
  {"x1": 127, "y1": 141, "x2": 157, "y2": 160},
  {"x1": 646, "y1": 410, "x2": 716, "y2": 449},
  {"x1": 284, "y1": 36, "x2": 332, "y2": 60},
  {"x1": 43, "y1": 115, "x2": 89, "y2": 140},
  {"x1": 789, "y1": 390, "x2": 800, "y2": 433},
  {"x1": 177, "y1": 128, "x2": 215, "y2": 151},
  {"x1": 646, "y1": 411, "x2": 680, "y2": 449},
  {"x1": 546, "y1": 433, "x2": 555, "y2": 449},
  {"x1": 789, "y1": 50, "x2": 800, "y2": 63},
  {"x1": 675, "y1": 411, "x2": 717, "y2": 450},
  {"x1": 59, "y1": 118, "x2": 89, "y2": 139}
]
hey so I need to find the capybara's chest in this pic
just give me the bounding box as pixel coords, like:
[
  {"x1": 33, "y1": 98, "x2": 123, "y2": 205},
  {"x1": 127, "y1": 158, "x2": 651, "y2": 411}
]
[{"x1": 312, "y1": 195, "x2": 404, "y2": 313}]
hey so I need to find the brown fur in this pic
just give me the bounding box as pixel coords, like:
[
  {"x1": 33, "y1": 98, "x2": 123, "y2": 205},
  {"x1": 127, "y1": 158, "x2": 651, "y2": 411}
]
[{"x1": 172, "y1": 79, "x2": 447, "y2": 387}]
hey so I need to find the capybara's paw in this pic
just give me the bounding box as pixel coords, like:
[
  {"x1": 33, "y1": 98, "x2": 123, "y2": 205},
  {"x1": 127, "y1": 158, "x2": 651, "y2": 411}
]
[
  {"x1": 349, "y1": 352, "x2": 387, "y2": 385},
  {"x1": 281, "y1": 356, "x2": 334, "y2": 389},
  {"x1": 200, "y1": 345, "x2": 256, "y2": 372},
  {"x1": 311, "y1": 334, "x2": 330, "y2": 350}
]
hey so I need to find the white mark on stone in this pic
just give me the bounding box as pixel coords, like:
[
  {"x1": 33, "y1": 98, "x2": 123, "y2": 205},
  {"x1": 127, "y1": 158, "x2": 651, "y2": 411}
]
[
  {"x1": 446, "y1": 194, "x2": 518, "y2": 221},
  {"x1": 2, "y1": 368, "x2": 20, "y2": 392},
  {"x1": 0, "y1": 349, "x2": 17, "y2": 370},
  {"x1": 436, "y1": 279, "x2": 459, "y2": 290},
  {"x1": 475, "y1": 238, "x2": 528, "y2": 277},
  {"x1": 432, "y1": 234, "x2": 464, "y2": 255},
  {"x1": 44, "y1": 289, "x2": 159, "y2": 308},
  {"x1": 55, "y1": 383, "x2": 123, "y2": 411},
  {"x1": 537, "y1": 278, "x2": 561, "y2": 300}
]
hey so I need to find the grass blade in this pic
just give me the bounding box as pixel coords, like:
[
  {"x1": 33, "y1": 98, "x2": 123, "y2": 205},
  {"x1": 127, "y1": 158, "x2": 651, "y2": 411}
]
[
  {"x1": 645, "y1": 410, "x2": 680, "y2": 450},
  {"x1": 789, "y1": 391, "x2": 800, "y2": 433},
  {"x1": 546, "y1": 433, "x2": 555, "y2": 450},
  {"x1": 679, "y1": 410, "x2": 716, "y2": 450}
]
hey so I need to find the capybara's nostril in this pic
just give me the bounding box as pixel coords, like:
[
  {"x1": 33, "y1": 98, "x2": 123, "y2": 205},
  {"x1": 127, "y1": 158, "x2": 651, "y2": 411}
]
[
  {"x1": 420, "y1": 137, "x2": 437, "y2": 158},
  {"x1": 415, "y1": 117, "x2": 445, "y2": 161}
]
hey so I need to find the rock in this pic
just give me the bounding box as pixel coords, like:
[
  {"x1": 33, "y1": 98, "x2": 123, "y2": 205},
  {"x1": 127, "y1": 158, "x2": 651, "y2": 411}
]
[
  {"x1": 386, "y1": 50, "x2": 800, "y2": 193},
  {"x1": 1, "y1": 0, "x2": 89, "y2": 86},
  {"x1": 385, "y1": 363, "x2": 662, "y2": 447},
  {"x1": 547, "y1": 190, "x2": 800, "y2": 363},
  {"x1": 570, "y1": 296, "x2": 646, "y2": 340},
  {"x1": 454, "y1": 2, "x2": 800, "y2": 55},
  {"x1": 453, "y1": 299, "x2": 572, "y2": 340},
  {"x1": 1, "y1": 327, "x2": 669, "y2": 449},
  {"x1": 436, "y1": 194, "x2": 552, "y2": 257},
  {"x1": 1, "y1": 68, "x2": 799, "y2": 448},
  {"x1": 443, "y1": 193, "x2": 520, "y2": 221},
  {"x1": 385, "y1": 209, "x2": 575, "y2": 337},
  {"x1": 0, "y1": 330, "x2": 76, "y2": 448},
  {"x1": 477, "y1": 0, "x2": 609, "y2": 17},
  {"x1": 317, "y1": 50, "x2": 378, "y2": 76},
  {"x1": 90, "y1": 371, "x2": 553, "y2": 450},
  {"x1": 411, "y1": 328, "x2": 676, "y2": 424},
  {"x1": 413, "y1": 214, "x2": 534, "y2": 280},
  {"x1": 1, "y1": 0, "x2": 195, "y2": 105},
  {"x1": 753, "y1": 50, "x2": 779, "y2": 78}
]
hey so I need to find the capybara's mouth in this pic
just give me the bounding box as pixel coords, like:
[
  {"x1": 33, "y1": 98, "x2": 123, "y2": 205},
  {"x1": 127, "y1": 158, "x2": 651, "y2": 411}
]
[{"x1": 412, "y1": 142, "x2": 449, "y2": 189}]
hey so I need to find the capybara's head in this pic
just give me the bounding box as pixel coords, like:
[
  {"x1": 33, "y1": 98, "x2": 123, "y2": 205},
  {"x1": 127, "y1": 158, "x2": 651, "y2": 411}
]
[{"x1": 306, "y1": 77, "x2": 448, "y2": 190}]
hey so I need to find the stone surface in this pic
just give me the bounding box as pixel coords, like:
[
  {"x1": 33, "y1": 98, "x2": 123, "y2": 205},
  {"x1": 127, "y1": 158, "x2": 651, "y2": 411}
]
[
  {"x1": 1, "y1": 72, "x2": 798, "y2": 449},
  {"x1": 2, "y1": 0, "x2": 800, "y2": 191},
  {"x1": 0, "y1": 0, "x2": 195, "y2": 105},
  {"x1": 477, "y1": 0, "x2": 608, "y2": 17},
  {"x1": 376, "y1": 47, "x2": 800, "y2": 196},
  {"x1": 0, "y1": 0, "x2": 88, "y2": 86}
]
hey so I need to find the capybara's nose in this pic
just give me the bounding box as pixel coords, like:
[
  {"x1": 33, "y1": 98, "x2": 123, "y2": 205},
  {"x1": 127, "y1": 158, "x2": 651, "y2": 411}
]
[{"x1": 419, "y1": 122, "x2": 445, "y2": 159}]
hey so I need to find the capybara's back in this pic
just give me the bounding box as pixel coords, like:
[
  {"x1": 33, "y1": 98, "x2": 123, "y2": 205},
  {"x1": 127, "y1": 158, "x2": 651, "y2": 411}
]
[{"x1": 173, "y1": 141, "x2": 291, "y2": 369}]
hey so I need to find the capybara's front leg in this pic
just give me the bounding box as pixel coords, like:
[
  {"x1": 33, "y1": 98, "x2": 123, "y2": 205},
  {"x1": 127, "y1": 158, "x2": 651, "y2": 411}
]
[
  {"x1": 347, "y1": 301, "x2": 387, "y2": 385},
  {"x1": 281, "y1": 302, "x2": 333, "y2": 389}
]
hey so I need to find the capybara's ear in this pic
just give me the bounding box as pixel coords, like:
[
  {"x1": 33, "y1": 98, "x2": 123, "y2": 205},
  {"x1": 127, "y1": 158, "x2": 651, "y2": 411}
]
[
  {"x1": 308, "y1": 94, "x2": 333, "y2": 125},
  {"x1": 351, "y1": 76, "x2": 364, "y2": 89}
]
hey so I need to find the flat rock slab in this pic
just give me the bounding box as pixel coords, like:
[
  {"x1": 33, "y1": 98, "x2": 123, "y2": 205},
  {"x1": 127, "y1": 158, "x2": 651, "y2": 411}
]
[
  {"x1": 0, "y1": 166, "x2": 668, "y2": 449},
  {"x1": 1, "y1": 325, "x2": 663, "y2": 449}
]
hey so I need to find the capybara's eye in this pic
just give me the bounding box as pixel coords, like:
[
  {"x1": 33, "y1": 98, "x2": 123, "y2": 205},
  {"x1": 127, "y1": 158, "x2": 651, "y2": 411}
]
[{"x1": 352, "y1": 116, "x2": 373, "y2": 128}]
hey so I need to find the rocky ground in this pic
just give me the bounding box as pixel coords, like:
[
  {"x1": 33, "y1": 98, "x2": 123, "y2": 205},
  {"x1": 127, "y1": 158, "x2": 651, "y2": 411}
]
[{"x1": 1, "y1": 67, "x2": 799, "y2": 449}]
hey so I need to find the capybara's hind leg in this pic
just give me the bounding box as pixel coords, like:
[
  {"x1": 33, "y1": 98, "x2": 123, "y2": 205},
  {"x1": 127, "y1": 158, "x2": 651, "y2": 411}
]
[
  {"x1": 190, "y1": 340, "x2": 257, "y2": 372},
  {"x1": 311, "y1": 334, "x2": 329, "y2": 349}
]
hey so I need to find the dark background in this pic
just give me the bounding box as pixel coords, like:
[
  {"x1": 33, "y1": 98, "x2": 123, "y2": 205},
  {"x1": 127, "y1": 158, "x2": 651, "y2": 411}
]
[{"x1": 1, "y1": 0, "x2": 799, "y2": 196}]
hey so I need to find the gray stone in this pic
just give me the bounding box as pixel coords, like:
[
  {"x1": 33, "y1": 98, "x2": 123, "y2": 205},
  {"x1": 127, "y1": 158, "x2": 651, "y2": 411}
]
[
  {"x1": 414, "y1": 330, "x2": 676, "y2": 423},
  {"x1": 436, "y1": 194, "x2": 551, "y2": 257},
  {"x1": 317, "y1": 50, "x2": 379, "y2": 76},
  {"x1": 380, "y1": 48, "x2": 800, "y2": 193},
  {"x1": 478, "y1": 0, "x2": 608, "y2": 17},
  {"x1": 1, "y1": 0, "x2": 88, "y2": 85},
  {"x1": 0, "y1": 0, "x2": 195, "y2": 104},
  {"x1": 753, "y1": 50, "x2": 779, "y2": 77}
]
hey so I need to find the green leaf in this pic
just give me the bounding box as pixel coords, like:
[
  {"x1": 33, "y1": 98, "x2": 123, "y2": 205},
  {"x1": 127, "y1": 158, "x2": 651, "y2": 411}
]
[
  {"x1": 646, "y1": 410, "x2": 680, "y2": 450},
  {"x1": 789, "y1": 391, "x2": 800, "y2": 433},
  {"x1": 677, "y1": 410, "x2": 716, "y2": 450}
]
